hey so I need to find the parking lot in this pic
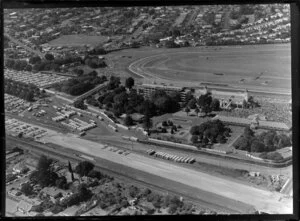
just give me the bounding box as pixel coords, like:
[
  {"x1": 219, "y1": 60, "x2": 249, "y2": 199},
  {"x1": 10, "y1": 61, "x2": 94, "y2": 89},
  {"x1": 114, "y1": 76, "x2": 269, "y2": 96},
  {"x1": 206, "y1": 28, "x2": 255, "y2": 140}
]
[
  {"x1": 5, "y1": 117, "x2": 52, "y2": 140},
  {"x1": 5, "y1": 69, "x2": 70, "y2": 88},
  {"x1": 5, "y1": 94, "x2": 31, "y2": 114}
]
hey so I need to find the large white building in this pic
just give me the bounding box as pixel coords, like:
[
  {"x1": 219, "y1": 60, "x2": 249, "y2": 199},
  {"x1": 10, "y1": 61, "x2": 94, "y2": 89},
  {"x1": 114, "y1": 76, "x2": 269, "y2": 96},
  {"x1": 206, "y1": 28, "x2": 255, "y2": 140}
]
[{"x1": 194, "y1": 86, "x2": 249, "y2": 109}]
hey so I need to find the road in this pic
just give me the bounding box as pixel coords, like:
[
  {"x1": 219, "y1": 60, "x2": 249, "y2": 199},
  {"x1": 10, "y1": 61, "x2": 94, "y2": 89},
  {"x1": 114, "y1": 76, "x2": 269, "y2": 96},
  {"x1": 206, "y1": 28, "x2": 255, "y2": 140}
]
[
  {"x1": 280, "y1": 177, "x2": 293, "y2": 196},
  {"x1": 38, "y1": 132, "x2": 292, "y2": 214},
  {"x1": 4, "y1": 33, "x2": 45, "y2": 58},
  {"x1": 73, "y1": 82, "x2": 109, "y2": 104}
]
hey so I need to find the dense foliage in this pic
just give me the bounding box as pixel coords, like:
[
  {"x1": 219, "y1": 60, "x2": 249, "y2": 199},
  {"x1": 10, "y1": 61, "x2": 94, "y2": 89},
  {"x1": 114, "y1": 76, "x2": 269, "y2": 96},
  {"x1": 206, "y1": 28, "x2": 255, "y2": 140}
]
[
  {"x1": 29, "y1": 155, "x2": 59, "y2": 188},
  {"x1": 75, "y1": 161, "x2": 95, "y2": 177},
  {"x1": 5, "y1": 78, "x2": 38, "y2": 102},
  {"x1": 52, "y1": 72, "x2": 107, "y2": 96},
  {"x1": 234, "y1": 127, "x2": 291, "y2": 153},
  {"x1": 189, "y1": 119, "x2": 231, "y2": 146}
]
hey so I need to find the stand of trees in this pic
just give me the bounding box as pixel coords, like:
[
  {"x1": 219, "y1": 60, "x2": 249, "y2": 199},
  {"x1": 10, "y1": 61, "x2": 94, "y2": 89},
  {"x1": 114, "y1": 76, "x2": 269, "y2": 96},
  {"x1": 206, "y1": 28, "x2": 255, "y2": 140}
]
[
  {"x1": 234, "y1": 127, "x2": 291, "y2": 153},
  {"x1": 189, "y1": 119, "x2": 231, "y2": 146},
  {"x1": 5, "y1": 78, "x2": 38, "y2": 102},
  {"x1": 5, "y1": 58, "x2": 32, "y2": 72},
  {"x1": 52, "y1": 72, "x2": 107, "y2": 96},
  {"x1": 29, "y1": 155, "x2": 59, "y2": 188}
]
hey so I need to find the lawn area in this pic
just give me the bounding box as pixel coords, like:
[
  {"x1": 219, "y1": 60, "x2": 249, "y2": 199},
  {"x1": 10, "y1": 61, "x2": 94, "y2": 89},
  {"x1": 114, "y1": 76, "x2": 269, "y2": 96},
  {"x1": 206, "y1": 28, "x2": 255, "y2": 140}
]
[{"x1": 48, "y1": 35, "x2": 109, "y2": 47}]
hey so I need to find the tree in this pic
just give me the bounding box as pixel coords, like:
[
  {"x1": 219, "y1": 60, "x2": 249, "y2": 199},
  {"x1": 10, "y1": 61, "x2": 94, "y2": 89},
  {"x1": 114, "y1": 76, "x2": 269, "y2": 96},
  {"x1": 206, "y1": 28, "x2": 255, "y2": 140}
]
[
  {"x1": 25, "y1": 65, "x2": 33, "y2": 72},
  {"x1": 128, "y1": 185, "x2": 140, "y2": 198},
  {"x1": 169, "y1": 91, "x2": 181, "y2": 103},
  {"x1": 29, "y1": 56, "x2": 42, "y2": 64},
  {"x1": 125, "y1": 77, "x2": 135, "y2": 89},
  {"x1": 244, "y1": 126, "x2": 254, "y2": 137},
  {"x1": 87, "y1": 170, "x2": 103, "y2": 180},
  {"x1": 198, "y1": 93, "x2": 212, "y2": 108},
  {"x1": 143, "y1": 112, "x2": 153, "y2": 133},
  {"x1": 25, "y1": 90, "x2": 35, "y2": 102},
  {"x1": 75, "y1": 161, "x2": 95, "y2": 177},
  {"x1": 190, "y1": 125, "x2": 200, "y2": 135},
  {"x1": 45, "y1": 53, "x2": 54, "y2": 61},
  {"x1": 202, "y1": 105, "x2": 212, "y2": 116},
  {"x1": 195, "y1": 107, "x2": 200, "y2": 117},
  {"x1": 185, "y1": 106, "x2": 190, "y2": 116},
  {"x1": 191, "y1": 135, "x2": 199, "y2": 144},
  {"x1": 250, "y1": 140, "x2": 265, "y2": 152},
  {"x1": 55, "y1": 176, "x2": 68, "y2": 189},
  {"x1": 234, "y1": 137, "x2": 250, "y2": 151},
  {"x1": 210, "y1": 99, "x2": 220, "y2": 111},
  {"x1": 35, "y1": 155, "x2": 58, "y2": 187},
  {"x1": 187, "y1": 98, "x2": 197, "y2": 109},
  {"x1": 124, "y1": 115, "x2": 134, "y2": 126},
  {"x1": 21, "y1": 183, "x2": 33, "y2": 196}
]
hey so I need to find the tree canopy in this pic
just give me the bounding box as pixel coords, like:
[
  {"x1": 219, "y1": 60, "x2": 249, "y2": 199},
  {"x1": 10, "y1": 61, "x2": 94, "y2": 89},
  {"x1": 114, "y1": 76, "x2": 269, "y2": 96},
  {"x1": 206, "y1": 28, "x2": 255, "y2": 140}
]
[{"x1": 75, "y1": 161, "x2": 95, "y2": 177}]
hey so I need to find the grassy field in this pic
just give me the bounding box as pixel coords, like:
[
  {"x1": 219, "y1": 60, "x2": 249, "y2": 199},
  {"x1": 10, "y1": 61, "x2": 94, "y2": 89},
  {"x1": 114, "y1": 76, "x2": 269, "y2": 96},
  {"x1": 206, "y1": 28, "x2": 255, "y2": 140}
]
[{"x1": 48, "y1": 34, "x2": 109, "y2": 47}]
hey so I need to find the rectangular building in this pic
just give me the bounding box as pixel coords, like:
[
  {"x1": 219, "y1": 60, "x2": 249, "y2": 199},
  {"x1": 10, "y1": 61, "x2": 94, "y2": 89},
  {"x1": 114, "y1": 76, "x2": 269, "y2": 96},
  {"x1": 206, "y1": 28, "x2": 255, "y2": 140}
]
[{"x1": 137, "y1": 83, "x2": 188, "y2": 102}]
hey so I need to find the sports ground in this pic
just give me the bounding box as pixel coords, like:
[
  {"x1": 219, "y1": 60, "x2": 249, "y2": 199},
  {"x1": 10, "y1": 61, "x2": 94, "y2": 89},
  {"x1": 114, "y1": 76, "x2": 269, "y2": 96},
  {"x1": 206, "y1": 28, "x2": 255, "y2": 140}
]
[{"x1": 119, "y1": 44, "x2": 291, "y2": 94}]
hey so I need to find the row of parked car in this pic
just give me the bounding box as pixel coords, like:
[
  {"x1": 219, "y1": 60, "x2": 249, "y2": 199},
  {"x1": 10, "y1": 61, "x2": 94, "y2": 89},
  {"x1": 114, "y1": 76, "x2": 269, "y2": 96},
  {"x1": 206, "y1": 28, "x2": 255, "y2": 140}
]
[
  {"x1": 5, "y1": 93, "x2": 31, "y2": 114},
  {"x1": 5, "y1": 69, "x2": 70, "y2": 88},
  {"x1": 5, "y1": 117, "x2": 48, "y2": 139},
  {"x1": 101, "y1": 145, "x2": 131, "y2": 156},
  {"x1": 147, "y1": 149, "x2": 196, "y2": 164}
]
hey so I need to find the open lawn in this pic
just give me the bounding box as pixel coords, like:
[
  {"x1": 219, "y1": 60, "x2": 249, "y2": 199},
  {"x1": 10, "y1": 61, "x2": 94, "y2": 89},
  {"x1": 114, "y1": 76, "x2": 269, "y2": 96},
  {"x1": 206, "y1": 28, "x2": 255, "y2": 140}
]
[{"x1": 48, "y1": 35, "x2": 109, "y2": 47}]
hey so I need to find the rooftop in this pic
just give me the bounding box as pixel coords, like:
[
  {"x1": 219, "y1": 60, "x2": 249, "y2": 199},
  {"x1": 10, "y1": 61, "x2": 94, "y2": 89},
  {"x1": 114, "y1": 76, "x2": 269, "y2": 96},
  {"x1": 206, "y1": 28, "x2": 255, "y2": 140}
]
[{"x1": 140, "y1": 83, "x2": 183, "y2": 91}]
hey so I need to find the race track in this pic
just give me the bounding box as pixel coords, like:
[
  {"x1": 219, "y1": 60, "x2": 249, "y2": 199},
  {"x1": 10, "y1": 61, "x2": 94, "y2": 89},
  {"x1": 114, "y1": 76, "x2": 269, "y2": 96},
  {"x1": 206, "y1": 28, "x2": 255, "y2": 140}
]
[{"x1": 128, "y1": 44, "x2": 291, "y2": 95}]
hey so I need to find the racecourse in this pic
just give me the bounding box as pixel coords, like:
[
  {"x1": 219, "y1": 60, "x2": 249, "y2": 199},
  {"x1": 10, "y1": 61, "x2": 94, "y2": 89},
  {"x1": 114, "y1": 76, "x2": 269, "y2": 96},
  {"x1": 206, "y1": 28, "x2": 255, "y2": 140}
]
[{"x1": 127, "y1": 44, "x2": 291, "y2": 94}]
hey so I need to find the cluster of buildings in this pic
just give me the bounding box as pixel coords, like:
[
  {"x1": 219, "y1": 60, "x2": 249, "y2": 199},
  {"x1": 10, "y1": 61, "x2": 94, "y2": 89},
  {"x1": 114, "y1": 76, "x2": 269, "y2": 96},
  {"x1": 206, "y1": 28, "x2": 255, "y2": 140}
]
[
  {"x1": 137, "y1": 83, "x2": 249, "y2": 110},
  {"x1": 4, "y1": 4, "x2": 291, "y2": 63},
  {"x1": 211, "y1": 12, "x2": 290, "y2": 44}
]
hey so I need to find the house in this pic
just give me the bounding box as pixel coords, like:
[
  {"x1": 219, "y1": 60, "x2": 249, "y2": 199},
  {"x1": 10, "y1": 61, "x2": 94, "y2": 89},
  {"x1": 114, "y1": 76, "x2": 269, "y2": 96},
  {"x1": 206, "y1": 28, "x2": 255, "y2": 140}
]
[
  {"x1": 13, "y1": 162, "x2": 28, "y2": 174},
  {"x1": 42, "y1": 187, "x2": 67, "y2": 201},
  {"x1": 58, "y1": 205, "x2": 81, "y2": 216},
  {"x1": 17, "y1": 200, "x2": 33, "y2": 214}
]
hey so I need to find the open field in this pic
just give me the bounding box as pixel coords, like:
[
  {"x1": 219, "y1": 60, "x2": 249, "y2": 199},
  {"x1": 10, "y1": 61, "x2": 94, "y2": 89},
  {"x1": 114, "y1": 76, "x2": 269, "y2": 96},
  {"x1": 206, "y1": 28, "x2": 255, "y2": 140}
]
[{"x1": 47, "y1": 35, "x2": 109, "y2": 47}]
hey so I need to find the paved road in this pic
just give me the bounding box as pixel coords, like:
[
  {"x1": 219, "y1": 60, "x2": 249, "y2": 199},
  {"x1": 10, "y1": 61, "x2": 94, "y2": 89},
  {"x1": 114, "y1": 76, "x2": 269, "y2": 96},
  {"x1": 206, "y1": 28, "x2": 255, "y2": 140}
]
[
  {"x1": 41, "y1": 132, "x2": 292, "y2": 214},
  {"x1": 280, "y1": 177, "x2": 293, "y2": 196},
  {"x1": 4, "y1": 33, "x2": 45, "y2": 58}
]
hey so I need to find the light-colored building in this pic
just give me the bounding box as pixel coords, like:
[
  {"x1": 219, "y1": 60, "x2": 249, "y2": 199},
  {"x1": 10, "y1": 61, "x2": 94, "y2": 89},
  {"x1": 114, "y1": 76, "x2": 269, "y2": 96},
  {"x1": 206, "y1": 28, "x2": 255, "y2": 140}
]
[{"x1": 137, "y1": 83, "x2": 188, "y2": 102}]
